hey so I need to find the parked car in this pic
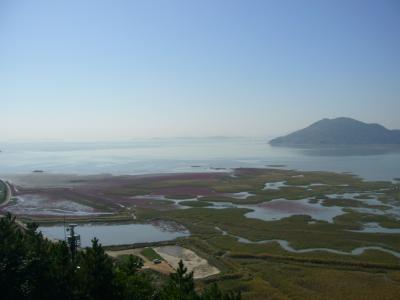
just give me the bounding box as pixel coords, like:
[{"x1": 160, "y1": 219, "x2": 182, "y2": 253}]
[{"x1": 153, "y1": 259, "x2": 162, "y2": 264}]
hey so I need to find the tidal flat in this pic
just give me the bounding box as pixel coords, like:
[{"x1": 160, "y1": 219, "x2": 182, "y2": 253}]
[{"x1": 2, "y1": 168, "x2": 400, "y2": 299}]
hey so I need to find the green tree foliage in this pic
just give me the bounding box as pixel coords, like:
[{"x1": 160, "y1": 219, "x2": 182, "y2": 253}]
[
  {"x1": 75, "y1": 238, "x2": 116, "y2": 300},
  {"x1": 157, "y1": 260, "x2": 197, "y2": 300},
  {"x1": 114, "y1": 255, "x2": 154, "y2": 300},
  {"x1": 0, "y1": 213, "x2": 241, "y2": 300},
  {"x1": 156, "y1": 260, "x2": 241, "y2": 300},
  {"x1": 0, "y1": 214, "x2": 76, "y2": 300}
]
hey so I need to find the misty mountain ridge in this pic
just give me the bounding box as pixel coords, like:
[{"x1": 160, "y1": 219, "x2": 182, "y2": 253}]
[{"x1": 270, "y1": 117, "x2": 400, "y2": 146}]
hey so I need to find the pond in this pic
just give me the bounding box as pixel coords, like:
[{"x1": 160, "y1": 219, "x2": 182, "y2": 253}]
[{"x1": 39, "y1": 221, "x2": 190, "y2": 247}]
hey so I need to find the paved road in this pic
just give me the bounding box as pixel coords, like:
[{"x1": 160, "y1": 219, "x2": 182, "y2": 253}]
[{"x1": 0, "y1": 179, "x2": 12, "y2": 207}]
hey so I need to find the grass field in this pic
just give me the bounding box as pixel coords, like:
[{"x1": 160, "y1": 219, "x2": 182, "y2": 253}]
[{"x1": 140, "y1": 247, "x2": 164, "y2": 261}]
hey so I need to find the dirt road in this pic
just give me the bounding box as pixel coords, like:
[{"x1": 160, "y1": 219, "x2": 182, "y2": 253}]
[{"x1": 0, "y1": 179, "x2": 12, "y2": 207}]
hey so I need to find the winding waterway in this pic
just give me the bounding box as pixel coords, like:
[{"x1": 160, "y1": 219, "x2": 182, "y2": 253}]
[{"x1": 215, "y1": 227, "x2": 400, "y2": 258}]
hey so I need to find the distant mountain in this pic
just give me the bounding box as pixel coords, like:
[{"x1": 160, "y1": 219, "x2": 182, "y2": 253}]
[{"x1": 269, "y1": 117, "x2": 400, "y2": 146}]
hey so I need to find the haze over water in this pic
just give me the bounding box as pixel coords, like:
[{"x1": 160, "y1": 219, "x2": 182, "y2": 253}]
[{"x1": 1, "y1": 138, "x2": 399, "y2": 181}]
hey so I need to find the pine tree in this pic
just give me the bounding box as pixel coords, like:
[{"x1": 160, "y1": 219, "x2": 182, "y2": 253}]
[
  {"x1": 157, "y1": 260, "x2": 198, "y2": 300},
  {"x1": 75, "y1": 238, "x2": 117, "y2": 300}
]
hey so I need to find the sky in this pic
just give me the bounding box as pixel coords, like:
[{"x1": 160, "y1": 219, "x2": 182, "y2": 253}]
[{"x1": 1, "y1": 0, "x2": 399, "y2": 141}]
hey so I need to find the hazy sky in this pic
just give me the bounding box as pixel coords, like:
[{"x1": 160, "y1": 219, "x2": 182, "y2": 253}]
[{"x1": 1, "y1": 0, "x2": 399, "y2": 141}]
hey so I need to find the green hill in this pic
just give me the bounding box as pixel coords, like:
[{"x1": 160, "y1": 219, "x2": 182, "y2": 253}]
[{"x1": 270, "y1": 117, "x2": 400, "y2": 146}]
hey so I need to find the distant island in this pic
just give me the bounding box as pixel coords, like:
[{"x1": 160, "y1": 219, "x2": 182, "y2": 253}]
[{"x1": 269, "y1": 117, "x2": 400, "y2": 146}]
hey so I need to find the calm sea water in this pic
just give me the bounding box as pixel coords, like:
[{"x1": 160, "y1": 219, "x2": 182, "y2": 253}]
[{"x1": 1, "y1": 138, "x2": 400, "y2": 181}]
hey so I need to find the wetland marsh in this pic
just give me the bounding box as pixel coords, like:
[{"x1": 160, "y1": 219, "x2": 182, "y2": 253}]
[{"x1": 1, "y1": 161, "x2": 400, "y2": 299}]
